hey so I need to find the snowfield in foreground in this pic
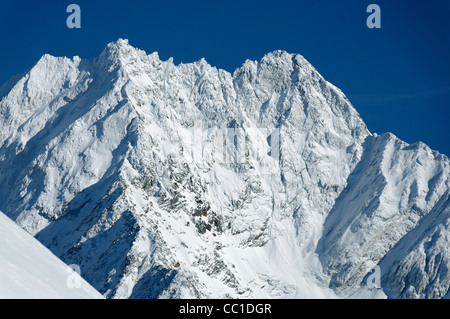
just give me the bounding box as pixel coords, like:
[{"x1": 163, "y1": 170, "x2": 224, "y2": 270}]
[{"x1": 0, "y1": 211, "x2": 103, "y2": 299}]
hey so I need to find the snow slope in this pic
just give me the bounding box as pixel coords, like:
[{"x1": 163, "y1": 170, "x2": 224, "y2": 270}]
[
  {"x1": 0, "y1": 39, "x2": 448, "y2": 298},
  {"x1": 0, "y1": 211, "x2": 103, "y2": 298},
  {"x1": 317, "y1": 133, "x2": 450, "y2": 298}
]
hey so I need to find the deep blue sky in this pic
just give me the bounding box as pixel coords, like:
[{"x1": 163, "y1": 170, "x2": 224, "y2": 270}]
[{"x1": 1, "y1": 0, "x2": 449, "y2": 155}]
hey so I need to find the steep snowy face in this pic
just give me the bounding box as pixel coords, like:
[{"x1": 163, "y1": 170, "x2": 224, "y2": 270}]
[{"x1": 0, "y1": 39, "x2": 448, "y2": 299}]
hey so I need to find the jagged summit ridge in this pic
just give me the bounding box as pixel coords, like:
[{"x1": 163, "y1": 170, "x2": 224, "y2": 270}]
[{"x1": 0, "y1": 39, "x2": 448, "y2": 299}]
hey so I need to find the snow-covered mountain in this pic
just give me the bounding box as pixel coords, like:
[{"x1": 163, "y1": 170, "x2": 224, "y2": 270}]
[
  {"x1": 0, "y1": 39, "x2": 448, "y2": 299},
  {"x1": 0, "y1": 211, "x2": 103, "y2": 298}
]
